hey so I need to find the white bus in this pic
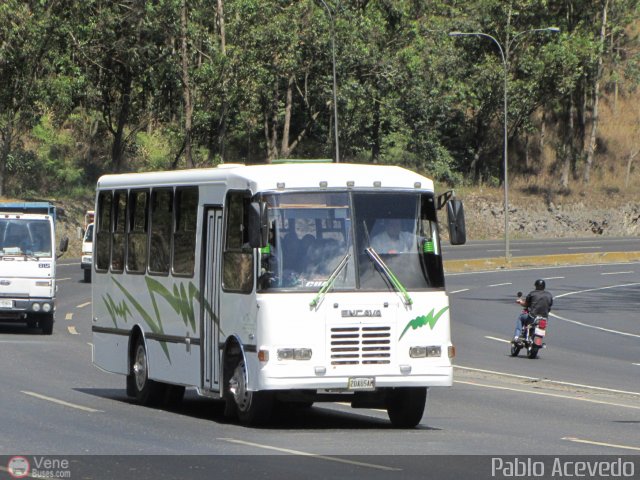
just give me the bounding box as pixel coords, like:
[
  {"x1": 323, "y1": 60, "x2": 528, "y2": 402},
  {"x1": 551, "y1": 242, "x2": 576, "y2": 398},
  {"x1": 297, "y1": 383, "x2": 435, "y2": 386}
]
[{"x1": 91, "y1": 162, "x2": 466, "y2": 427}]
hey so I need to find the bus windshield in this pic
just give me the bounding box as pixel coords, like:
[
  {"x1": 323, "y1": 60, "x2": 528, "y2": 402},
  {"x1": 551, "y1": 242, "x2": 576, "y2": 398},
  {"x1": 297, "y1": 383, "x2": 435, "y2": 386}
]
[
  {"x1": 0, "y1": 219, "x2": 52, "y2": 257},
  {"x1": 258, "y1": 191, "x2": 444, "y2": 292}
]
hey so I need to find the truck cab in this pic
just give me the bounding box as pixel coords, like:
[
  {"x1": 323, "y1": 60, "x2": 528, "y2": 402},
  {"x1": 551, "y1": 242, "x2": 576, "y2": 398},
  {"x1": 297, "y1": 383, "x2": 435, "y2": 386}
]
[{"x1": 81, "y1": 222, "x2": 94, "y2": 283}]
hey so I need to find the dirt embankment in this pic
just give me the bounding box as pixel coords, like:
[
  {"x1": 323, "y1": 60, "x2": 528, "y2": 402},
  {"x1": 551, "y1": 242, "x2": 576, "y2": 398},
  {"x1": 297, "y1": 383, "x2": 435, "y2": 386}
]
[{"x1": 460, "y1": 193, "x2": 640, "y2": 241}]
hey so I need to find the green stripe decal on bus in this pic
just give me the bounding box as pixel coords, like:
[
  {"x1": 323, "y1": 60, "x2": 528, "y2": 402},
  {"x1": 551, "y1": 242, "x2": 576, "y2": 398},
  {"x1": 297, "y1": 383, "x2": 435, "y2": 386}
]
[
  {"x1": 103, "y1": 277, "x2": 219, "y2": 363},
  {"x1": 399, "y1": 306, "x2": 449, "y2": 340}
]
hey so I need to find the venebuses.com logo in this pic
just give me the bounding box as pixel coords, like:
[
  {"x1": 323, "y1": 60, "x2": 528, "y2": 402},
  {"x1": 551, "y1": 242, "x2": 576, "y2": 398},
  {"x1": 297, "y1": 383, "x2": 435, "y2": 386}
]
[
  {"x1": 6, "y1": 456, "x2": 72, "y2": 479},
  {"x1": 7, "y1": 456, "x2": 30, "y2": 478}
]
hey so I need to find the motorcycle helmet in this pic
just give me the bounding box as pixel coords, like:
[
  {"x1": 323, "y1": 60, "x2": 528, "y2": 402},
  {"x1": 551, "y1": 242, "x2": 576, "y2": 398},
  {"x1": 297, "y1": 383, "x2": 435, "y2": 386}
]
[{"x1": 534, "y1": 279, "x2": 546, "y2": 290}]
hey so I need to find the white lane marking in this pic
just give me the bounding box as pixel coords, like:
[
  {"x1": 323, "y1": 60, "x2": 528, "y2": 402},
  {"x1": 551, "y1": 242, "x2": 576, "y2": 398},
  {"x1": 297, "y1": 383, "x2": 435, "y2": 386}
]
[
  {"x1": 485, "y1": 336, "x2": 511, "y2": 344},
  {"x1": 633, "y1": 363, "x2": 640, "y2": 366},
  {"x1": 217, "y1": 438, "x2": 401, "y2": 471},
  {"x1": 488, "y1": 283, "x2": 512, "y2": 287},
  {"x1": 65, "y1": 313, "x2": 73, "y2": 321},
  {"x1": 68, "y1": 326, "x2": 79, "y2": 335},
  {"x1": 455, "y1": 365, "x2": 640, "y2": 396},
  {"x1": 77, "y1": 301, "x2": 92, "y2": 308},
  {"x1": 601, "y1": 271, "x2": 634, "y2": 275},
  {"x1": 449, "y1": 288, "x2": 470, "y2": 294},
  {"x1": 562, "y1": 437, "x2": 640, "y2": 452},
  {"x1": 486, "y1": 249, "x2": 521, "y2": 253},
  {"x1": 567, "y1": 246, "x2": 602, "y2": 250},
  {"x1": 56, "y1": 277, "x2": 72, "y2": 281},
  {"x1": 544, "y1": 276, "x2": 564, "y2": 280},
  {"x1": 21, "y1": 391, "x2": 102, "y2": 413},
  {"x1": 455, "y1": 380, "x2": 640, "y2": 410},
  {"x1": 550, "y1": 312, "x2": 640, "y2": 339},
  {"x1": 554, "y1": 282, "x2": 640, "y2": 299}
]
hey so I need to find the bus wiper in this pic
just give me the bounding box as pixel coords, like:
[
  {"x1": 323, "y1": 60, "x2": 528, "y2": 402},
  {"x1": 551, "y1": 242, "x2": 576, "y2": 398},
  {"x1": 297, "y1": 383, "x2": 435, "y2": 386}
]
[
  {"x1": 365, "y1": 247, "x2": 413, "y2": 307},
  {"x1": 309, "y1": 253, "x2": 351, "y2": 309}
]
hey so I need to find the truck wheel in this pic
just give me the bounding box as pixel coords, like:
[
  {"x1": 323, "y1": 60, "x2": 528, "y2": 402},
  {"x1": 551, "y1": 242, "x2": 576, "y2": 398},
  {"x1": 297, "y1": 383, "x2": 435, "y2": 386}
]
[
  {"x1": 40, "y1": 314, "x2": 54, "y2": 335},
  {"x1": 386, "y1": 387, "x2": 427, "y2": 428},
  {"x1": 84, "y1": 269, "x2": 91, "y2": 283},
  {"x1": 130, "y1": 337, "x2": 165, "y2": 406},
  {"x1": 229, "y1": 359, "x2": 273, "y2": 425}
]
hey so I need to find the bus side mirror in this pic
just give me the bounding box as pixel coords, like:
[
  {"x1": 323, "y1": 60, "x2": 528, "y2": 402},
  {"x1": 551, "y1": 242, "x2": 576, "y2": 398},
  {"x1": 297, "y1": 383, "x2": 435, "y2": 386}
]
[
  {"x1": 447, "y1": 199, "x2": 466, "y2": 245},
  {"x1": 248, "y1": 202, "x2": 269, "y2": 248}
]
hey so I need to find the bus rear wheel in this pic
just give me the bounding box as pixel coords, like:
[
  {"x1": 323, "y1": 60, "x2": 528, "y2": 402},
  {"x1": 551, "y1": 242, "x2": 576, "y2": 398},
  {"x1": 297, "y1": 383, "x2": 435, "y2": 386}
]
[
  {"x1": 130, "y1": 338, "x2": 165, "y2": 406},
  {"x1": 229, "y1": 359, "x2": 273, "y2": 425},
  {"x1": 386, "y1": 387, "x2": 427, "y2": 428}
]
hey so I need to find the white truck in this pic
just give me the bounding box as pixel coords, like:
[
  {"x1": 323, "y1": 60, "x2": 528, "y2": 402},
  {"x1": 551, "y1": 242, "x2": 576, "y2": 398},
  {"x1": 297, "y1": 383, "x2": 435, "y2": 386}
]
[
  {"x1": 81, "y1": 222, "x2": 94, "y2": 283},
  {"x1": 0, "y1": 202, "x2": 68, "y2": 334}
]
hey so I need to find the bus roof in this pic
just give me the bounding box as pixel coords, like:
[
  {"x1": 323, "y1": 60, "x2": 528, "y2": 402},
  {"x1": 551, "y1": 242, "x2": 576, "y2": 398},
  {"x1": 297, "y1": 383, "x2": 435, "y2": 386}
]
[{"x1": 96, "y1": 163, "x2": 435, "y2": 193}]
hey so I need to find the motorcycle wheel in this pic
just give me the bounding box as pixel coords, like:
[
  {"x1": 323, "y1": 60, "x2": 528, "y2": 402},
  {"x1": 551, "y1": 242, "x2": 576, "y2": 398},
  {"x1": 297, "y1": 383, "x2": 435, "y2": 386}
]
[
  {"x1": 510, "y1": 343, "x2": 521, "y2": 357},
  {"x1": 527, "y1": 345, "x2": 539, "y2": 359}
]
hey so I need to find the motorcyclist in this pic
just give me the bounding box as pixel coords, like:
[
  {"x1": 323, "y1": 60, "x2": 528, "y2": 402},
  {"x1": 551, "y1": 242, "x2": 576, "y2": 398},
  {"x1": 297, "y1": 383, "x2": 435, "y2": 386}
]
[{"x1": 512, "y1": 279, "x2": 553, "y2": 344}]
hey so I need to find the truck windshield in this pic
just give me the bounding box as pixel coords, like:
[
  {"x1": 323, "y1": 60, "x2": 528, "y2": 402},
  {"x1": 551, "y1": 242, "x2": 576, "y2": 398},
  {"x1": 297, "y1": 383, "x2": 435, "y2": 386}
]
[
  {"x1": 257, "y1": 191, "x2": 444, "y2": 292},
  {"x1": 0, "y1": 219, "x2": 52, "y2": 257}
]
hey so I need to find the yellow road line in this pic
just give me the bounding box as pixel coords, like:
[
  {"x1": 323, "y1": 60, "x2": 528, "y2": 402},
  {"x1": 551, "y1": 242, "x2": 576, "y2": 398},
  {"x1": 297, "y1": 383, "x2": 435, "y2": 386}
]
[
  {"x1": 562, "y1": 436, "x2": 640, "y2": 452},
  {"x1": 65, "y1": 313, "x2": 73, "y2": 321},
  {"x1": 68, "y1": 326, "x2": 79, "y2": 335},
  {"x1": 217, "y1": 438, "x2": 401, "y2": 471},
  {"x1": 21, "y1": 391, "x2": 102, "y2": 413},
  {"x1": 77, "y1": 301, "x2": 91, "y2": 308}
]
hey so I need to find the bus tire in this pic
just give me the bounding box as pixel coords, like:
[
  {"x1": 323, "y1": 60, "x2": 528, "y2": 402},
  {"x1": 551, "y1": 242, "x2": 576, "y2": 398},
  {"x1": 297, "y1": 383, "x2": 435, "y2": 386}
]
[
  {"x1": 39, "y1": 314, "x2": 54, "y2": 335},
  {"x1": 229, "y1": 359, "x2": 273, "y2": 425},
  {"x1": 386, "y1": 387, "x2": 427, "y2": 428},
  {"x1": 131, "y1": 337, "x2": 165, "y2": 406}
]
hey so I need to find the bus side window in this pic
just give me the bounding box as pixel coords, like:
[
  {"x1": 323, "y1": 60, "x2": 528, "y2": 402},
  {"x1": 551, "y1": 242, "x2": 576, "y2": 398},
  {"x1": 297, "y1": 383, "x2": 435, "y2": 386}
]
[
  {"x1": 222, "y1": 191, "x2": 253, "y2": 293},
  {"x1": 149, "y1": 188, "x2": 173, "y2": 275},
  {"x1": 111, "y1": 190, "x2": 127, "y2": 273},
  {"x1": 95, "y1": 191, "x2": 112, "y2": 271},
  {"x1": 127, "y1": 189, "x2": 149, "y2": 274},
  {"x1": 173, "y1": 187, "x2": 198, "y2": 277}
]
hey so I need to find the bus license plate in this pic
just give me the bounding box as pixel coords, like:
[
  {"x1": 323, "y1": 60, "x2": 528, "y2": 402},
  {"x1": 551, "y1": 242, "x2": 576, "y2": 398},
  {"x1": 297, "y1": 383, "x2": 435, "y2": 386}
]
[
  {"x1": 0, "y1": 299, "x2": 13, "y2": 308},
  {"x1": 348, "y1": 377, "x2": 375, "y2": 390}
]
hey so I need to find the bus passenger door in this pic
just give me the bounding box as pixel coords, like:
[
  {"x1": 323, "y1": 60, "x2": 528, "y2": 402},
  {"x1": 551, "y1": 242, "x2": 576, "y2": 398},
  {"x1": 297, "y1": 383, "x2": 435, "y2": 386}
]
[{"x1": 203, "y1": 208, "x2": 222, "y2": 392}]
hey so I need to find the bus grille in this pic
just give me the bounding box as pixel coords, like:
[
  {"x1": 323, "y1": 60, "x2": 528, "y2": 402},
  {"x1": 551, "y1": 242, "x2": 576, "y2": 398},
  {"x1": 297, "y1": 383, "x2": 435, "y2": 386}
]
[{"x1": 330, "y1": 326, "x2": 391, "y2": 365}]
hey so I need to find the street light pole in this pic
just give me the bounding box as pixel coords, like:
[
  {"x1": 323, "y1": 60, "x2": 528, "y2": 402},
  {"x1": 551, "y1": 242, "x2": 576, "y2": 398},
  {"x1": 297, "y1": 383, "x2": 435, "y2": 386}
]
[
  {"x1": 449, "y1": 27, "x2": 559, "y2": 261},
  {"x1": 319, "y1": 0, "x2": 340, "y2": 163}
]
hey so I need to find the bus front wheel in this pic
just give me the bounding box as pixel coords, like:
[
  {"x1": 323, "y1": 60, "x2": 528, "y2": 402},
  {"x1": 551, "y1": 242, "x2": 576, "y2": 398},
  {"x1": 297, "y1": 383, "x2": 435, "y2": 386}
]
[
  {"x1": 386, "y1": 387, "x2": 427, "y2": 428},
  {"x1": 228, "y1": 359, "x2": 273, "y2": 425}
]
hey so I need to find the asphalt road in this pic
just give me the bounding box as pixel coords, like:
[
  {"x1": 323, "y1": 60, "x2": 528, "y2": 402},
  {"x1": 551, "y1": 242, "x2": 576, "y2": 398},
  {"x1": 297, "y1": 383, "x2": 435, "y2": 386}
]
[{"x1": 0, "y1": 254, "x2": 639, "y2": 479}]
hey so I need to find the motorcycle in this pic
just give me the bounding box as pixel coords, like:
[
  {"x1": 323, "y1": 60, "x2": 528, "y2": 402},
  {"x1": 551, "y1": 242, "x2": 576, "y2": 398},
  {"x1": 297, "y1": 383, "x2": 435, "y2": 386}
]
[{"x1": 510, "y1": 291, "x2": 548, "y2": 359}]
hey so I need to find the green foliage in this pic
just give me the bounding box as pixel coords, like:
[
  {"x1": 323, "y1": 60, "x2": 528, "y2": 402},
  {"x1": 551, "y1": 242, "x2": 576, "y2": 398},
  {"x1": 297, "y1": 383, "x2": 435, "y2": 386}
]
[{"x1": 0, "y1": 0, "x2": 638, "y2": 198}]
